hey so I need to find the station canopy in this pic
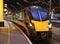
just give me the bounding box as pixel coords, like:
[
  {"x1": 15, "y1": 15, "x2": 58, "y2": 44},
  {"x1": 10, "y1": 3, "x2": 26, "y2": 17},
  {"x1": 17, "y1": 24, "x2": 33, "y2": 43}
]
[{"x1": 4, "y1": 0, "x2": 60, "y2": 13}]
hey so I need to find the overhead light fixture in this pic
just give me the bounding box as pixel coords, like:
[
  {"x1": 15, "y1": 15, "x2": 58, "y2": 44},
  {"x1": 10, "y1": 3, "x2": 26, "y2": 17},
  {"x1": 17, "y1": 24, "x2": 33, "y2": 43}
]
[
  {"x1": 24, "y1": 0, "x2": 28, "y2": 2},
  {"x1": 30, "y1": 6, "x2": 39, "y2": 8},
  {"x1": 4, "y1": 8, "x2": 7, "y2": 12}
]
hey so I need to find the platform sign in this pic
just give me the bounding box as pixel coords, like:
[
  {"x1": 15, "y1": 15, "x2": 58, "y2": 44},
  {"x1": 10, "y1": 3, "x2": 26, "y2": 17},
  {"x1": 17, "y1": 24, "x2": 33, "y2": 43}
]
[{"x1": 0, "y1": 0, "x2": 4, "y2": 27}]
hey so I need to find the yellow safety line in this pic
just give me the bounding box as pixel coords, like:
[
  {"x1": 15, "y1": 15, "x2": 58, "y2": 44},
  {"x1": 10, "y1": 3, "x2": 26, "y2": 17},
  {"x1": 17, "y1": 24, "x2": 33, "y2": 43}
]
[
  {"x1": 4, "y1": 20, "x2": 10, "y2": 44},
  {"x1": 8, "y1": 28, "x2": 10, "y2": 44}
]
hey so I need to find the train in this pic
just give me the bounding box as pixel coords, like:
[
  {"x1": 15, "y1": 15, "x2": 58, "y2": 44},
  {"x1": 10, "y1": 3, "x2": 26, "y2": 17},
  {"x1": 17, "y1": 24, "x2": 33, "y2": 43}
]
[{"x1": 17, "y1": 6, "x2": 52, "y2": 41}]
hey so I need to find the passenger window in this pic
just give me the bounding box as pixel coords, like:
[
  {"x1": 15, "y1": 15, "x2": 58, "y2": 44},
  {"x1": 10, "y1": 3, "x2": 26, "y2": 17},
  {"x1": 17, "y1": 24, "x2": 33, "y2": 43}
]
[
  {"x1": 18, "y1": 11, "x2": 28, "y2": 23},
  {"x1": 18, "y1": 11, "x2": 25, "y2": 21}
]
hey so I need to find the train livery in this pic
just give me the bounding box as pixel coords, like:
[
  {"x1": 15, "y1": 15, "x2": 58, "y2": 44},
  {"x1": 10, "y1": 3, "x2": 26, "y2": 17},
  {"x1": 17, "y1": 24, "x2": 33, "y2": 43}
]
[{"x1": 18, "y1": 6, "x2": 52, "y2": 41}]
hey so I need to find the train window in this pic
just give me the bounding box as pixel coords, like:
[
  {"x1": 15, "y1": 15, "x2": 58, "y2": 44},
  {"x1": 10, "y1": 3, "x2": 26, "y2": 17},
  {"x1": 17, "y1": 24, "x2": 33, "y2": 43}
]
[
  {"x1": 38, "y1": 11, "x2": 49, "y2": 21},
  {"x1": 18, "y1": 11, "x2": 28, "y2": 22},
  {"x1": 29, "y1": 9, "x2": 40, "y2": 21},
  {"x1": 18, "y1": 11, "x2": 25, "y2": 21},
  {"x1": 29, "y1": 7, "x2": 49, "y2": 21}
]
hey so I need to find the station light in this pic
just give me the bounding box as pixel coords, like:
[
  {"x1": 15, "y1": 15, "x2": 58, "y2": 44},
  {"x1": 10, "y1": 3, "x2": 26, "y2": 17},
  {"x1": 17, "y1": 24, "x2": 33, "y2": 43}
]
[
  {"x1": 4, "y1": 4, "x2": 7, "y2": 12},
  {"x1": 30, "y1": 6, "x2": 39, "y2": 8},
  {"x1": 4, "y1": 8, "x2": 7, "y2": 12},
  {"x1": 5, "y1": 4, "x2": 7, "y2": 7}
]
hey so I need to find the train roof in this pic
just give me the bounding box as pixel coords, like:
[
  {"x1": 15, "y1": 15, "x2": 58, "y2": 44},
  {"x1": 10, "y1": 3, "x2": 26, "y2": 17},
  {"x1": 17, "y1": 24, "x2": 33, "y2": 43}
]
[{"x1": 29, "y1": 6, "x2": 47, "y2": 12}]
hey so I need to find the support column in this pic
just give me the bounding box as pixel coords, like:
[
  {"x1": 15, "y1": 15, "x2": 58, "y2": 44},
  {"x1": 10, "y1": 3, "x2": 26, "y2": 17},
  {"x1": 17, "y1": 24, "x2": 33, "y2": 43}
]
[{"x1": 0, "y1": 0, "x2": 4, "y2": 27}]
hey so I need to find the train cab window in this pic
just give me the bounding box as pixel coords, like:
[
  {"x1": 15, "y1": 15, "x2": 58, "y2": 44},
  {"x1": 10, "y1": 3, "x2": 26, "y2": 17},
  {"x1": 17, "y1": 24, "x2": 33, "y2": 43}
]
[
  {"x1": 38, "y1": 11, "x2": 49, "y2": 21},
  {"x1": 29, "y1": 9, "x2": 40, "y2": 21},
  {"x1": 29, "y1": 7, "x2": 49, "y2": 21}
]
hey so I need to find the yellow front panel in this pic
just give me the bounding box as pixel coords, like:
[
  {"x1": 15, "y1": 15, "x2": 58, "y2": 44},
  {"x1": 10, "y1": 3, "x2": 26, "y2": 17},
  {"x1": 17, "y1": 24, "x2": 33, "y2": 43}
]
[
  {"x1": 31, "y1": 20, "x2": 49, "y2": 32},
  {"x1": 0, "y1": 0, "x2": 4, "y2": 22}
]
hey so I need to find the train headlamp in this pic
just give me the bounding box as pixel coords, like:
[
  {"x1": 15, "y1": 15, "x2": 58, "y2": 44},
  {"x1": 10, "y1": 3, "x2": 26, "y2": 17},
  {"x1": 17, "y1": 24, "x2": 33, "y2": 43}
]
[
  {"x1": 49, "y1": 23, "x2": 52, "y2": 28},
  {"x1": 29, "y1": 23, "x2": 35, "y2": 30},
  {"x1": 29, "y1": 23, "x2": 33, "y2": 26}
]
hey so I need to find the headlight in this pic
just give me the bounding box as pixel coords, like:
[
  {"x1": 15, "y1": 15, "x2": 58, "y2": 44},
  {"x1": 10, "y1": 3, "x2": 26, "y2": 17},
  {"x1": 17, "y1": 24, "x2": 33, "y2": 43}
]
[
  {"x1": 29, "y1": 23, "x2": 35, "y2": 30},
  {"x1": 49, "y1": 23, "x2": 52, "y2": 28},
  {"x1": 29, "y1": 23, "x2": 33, "y2": 26}
]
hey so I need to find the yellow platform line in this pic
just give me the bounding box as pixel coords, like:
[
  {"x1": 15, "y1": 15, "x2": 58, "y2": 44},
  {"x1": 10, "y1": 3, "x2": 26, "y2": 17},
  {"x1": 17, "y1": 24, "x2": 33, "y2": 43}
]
[
  {"x1": 4, "y1": 20, "x2": 10, "y2": 44},
  {"x1": 7, "y1": 21, "x2": 16, "y2": 44},
  {"x1": 6, "y1": 22, "x2": 10, "y2": 44},
  {"x1": 8, "y1": 28, "x2": 10, "y2": 44}
]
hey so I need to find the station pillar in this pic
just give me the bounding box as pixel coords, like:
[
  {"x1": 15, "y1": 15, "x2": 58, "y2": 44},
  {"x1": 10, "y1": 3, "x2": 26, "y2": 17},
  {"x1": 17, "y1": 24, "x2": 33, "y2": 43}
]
[{"x1": 0, "y1": 0, "x2": 4, "y2": 27}]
